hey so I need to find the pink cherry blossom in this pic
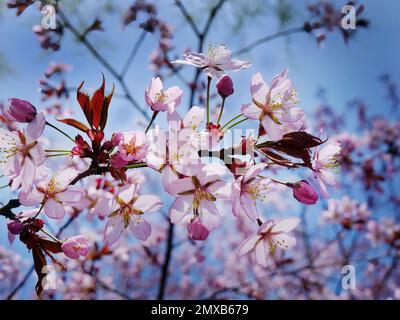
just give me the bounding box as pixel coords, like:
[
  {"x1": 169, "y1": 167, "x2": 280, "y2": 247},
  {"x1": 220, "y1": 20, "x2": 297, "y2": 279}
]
[
  {"x1": 238, "y1": 218, "x2": 300, "y2": 267},
  {"x1": 232, "y1": 163, "x2": 276, "y2": 220},
  {"x1": 0, "y1": 116, "x2": 45, "y2": 192},
  {"x1": 172, "y1": 44, "x2": 251, "y2": 78},
  {"x1": 104, "y1": 184, "x2": 163, "y2": 245},
  {"x1": 4, "y1": 98, "x2": 37, "y2": 123},
  {"x1": 167, "y1": 163, "x2": 236, "y2": 231},
  {"x1": 61, "y1": 235, "x2": 90, "y2": 259},
  {"x1": 145, "y1": 77, "x2": 183, "y2": 112},
  {"x1": 241, "y1": 70, "x2": 304, "y2": 141},
  {"x1": 111, "y1": 131, "x2": 147, "y2": 168},
  {"x1": 18, "y1": 168, "x2": 84, "y2": 219},
  {"x1": 312, "y1": 142, "x2": 341, "y2": 197}
]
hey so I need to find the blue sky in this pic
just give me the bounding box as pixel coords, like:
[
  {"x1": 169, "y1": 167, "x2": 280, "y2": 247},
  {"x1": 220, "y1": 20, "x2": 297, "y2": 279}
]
[{"x1": 0, "y1": 0, "x2": 399, "y2": 298}]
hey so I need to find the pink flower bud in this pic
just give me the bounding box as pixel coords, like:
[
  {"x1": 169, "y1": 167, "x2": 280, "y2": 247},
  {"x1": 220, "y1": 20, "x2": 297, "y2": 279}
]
[
  {"x1": 216, "y1": 75, "x2": 234, "y2": 98},
  {"x1": 61, "y1": 235, "x2": 90, "y2": 259},
  {"x1": 289, "y1": 180, "x2": 319, "y2": 205},
  {"x1": 5, "y1": 98, "x2": 37, "y2": 123},
  {"x1": 7, "y1": 221, "x2": 24, "y2": 235},
  {"x1": 187, "y1": 218, "x2": 210, "y2": 241}
]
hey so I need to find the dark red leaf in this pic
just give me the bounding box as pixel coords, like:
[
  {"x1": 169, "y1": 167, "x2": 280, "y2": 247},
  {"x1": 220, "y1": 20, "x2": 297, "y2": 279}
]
[{"x1": 57, "y1": 118, "x2": 90, "y2": 133}]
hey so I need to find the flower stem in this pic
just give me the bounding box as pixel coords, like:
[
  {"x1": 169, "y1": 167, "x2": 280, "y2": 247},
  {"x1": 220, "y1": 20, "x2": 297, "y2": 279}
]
[
  {"x1": 145, "y1": 111, "x2": 159, "y2": 134},
  {"x1": 222, "y1": 118, "x2": 248, "y2": 132},
  {"x1": 46, "y1": 153, "x2": 72, "y2": 158},
  {"x1": 45, "y1": 149, "x2": 71, "y2": 153},
  {"x1": 125, "y1": 162, "x2": 148, "y2": 169},
  {"x1": 220, "y1": 114, "x2": 244, "y2": 131},
  {"x1": 46, "y1": 121, "x2": 75, "y2": 143},
  {"x1": 216, "y1": 97, "x2": 226, "y2": 125},
  {"x1": 0, "y1": 185, "x2": 8, "y2": 190},
  {"x1": 33, "y1": 202, "x2": 45, "y2": 219},
  {"x1": 40, "y1": 228, "x2": 61, "y2": 243},
  {"x1": 206, "y1": 76, "x2": 212, "y2": 124}
]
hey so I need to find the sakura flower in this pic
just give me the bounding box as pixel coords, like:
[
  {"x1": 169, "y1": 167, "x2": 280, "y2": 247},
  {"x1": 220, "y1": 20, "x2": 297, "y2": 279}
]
[
  {"x1": 238, "y1": 218, "x2": 300, "y2": 267},
  {"x1": 288, "y1": 180, "x2": 319, "y2": 205},
  {"x1": 0, "y1": 115, "x2": 45, "y2": 192},
  {"x1": 145, "y1": 77, "x2": 183, "y2": 112},
  {"x1": 167, "y1": 163, "x2": 236, "y2": 231},
  {"x1": 187, "y1": 217, "x2": 209, "y2": 241},
  {"x1": 111, "y1": 131, "x2": 147, "y2": 168},
  {"x1": 312, "y1": 142, "x2": 341, "y2": 197},
  {"x1": 173, "y1": 44, "x2": 251, "y2": 78},
  {"x1": 104, "y1": 184, "x2": 163, "y2": 246},
  {"x1": 233, "y1": 163, "x2": 276, "y2": 220},
  {"x1": 241, "y1": 70, "x2": 304, "y2": 141},
  {"x1": 62, "y1": 235, "x2": 90, "y2": 259},
  {"x1": 216, "y1": 74, "x2": 234, "y2": 98},
  {"x1": 19, "y1": 168, "x2": 84, "y2": 219}
]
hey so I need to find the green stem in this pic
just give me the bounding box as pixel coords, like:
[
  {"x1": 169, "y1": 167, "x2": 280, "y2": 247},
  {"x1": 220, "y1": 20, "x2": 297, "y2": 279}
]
[
  {"x1": 145, "y1": 111, "x2": 159, "y2": 134},
  {"x1": 46, "y1": 121, "x2": 75, "y2": 143},
  {"x1": 216, "y1": 97, "x2": 226, "y2": 125},
  {"x1": 45, "y1": 149, "x2": 72, "y2": 153},
  {"x1": 222, "y1": 118, "x2": 248, "y2": 132},
  {"x1": 46, "y1": 153, "x2": 72, "y2": 158},
  {"x1": 206, "y1": 76, "x2": 212, "y2": 124},
  {"x1": 40, "y1": 228, "x2": 61, "y2": 243},
  {"x1": 0, "y1": 185, "x2": 9, "y2": 190},
  {"x1": 33, "y1": 202, "x2": 45, "y2": 219},
  {"x1": 125, "y1": 163, "x2": 148, "y2": 169},
  {"x1": 220, "y1": 114, "x2": 244, "y2": 130}
]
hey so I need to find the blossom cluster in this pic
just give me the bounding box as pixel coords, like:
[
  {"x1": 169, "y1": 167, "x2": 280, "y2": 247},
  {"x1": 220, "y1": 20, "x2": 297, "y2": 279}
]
[{"x1": 0, "y1": 43, "x2": 341, "y2": 296}]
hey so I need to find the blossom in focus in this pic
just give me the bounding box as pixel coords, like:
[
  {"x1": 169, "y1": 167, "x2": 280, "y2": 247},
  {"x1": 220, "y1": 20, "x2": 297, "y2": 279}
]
[
  {"x1": 313, "y1": 142, "x2": 341, "y2": 197},
  {"x1": 62, "y1": 235, "x2": 90, "y2": 259},
  {"x1": 19, "y1": 168, "x2": 84, "y2": 219},
  {"x1": 216, "y1": 74, "x2": 234, "y2": 98},
  {"x1": 0, "y1": 114, "x2": 46, "y2": 192},
  {"x1": 233, "y1": 163, "x2": 276, "y2": 220},
  {"x1": 289, "y1": 180, "x2": 319, "y2": 205},
  {"x1": 104, "y1": 184, "x2": 163, "y2": 246},
  {"x1": 145, "y1": 77, "x2": 183, "y2": 113},
  {"x1": 167, "y1": 163, "x2": 236, "y2": 231},
  {"x1": 238, "y1": 218, "x2": 300, "y2": 267},
  {"x1": 4, "y1": 98, "x2": 37, "y2": 123},
  {"x1": 111, "y1": 131, "x2": 147, "y2": 168},
  {"x1": 172, "y1": 44, "x2": 251, "y2": 78},
  {"x1": 241, "y1": 70, "x2": 304, "y2": 141}
]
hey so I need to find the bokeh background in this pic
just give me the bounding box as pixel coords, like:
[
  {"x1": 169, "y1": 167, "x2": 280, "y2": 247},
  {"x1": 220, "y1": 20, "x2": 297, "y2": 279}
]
[{"x1": 1, "y1": 0, "x2": 400, "y2": 299}]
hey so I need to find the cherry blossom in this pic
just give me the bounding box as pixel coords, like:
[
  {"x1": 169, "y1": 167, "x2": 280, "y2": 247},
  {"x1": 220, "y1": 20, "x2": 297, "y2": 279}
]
[
  {"x1": 111, "y1": 131, "x2": 148, "y2": 168},
  {"x1": 62, "y1": 235, "x2": 90, "y2": 259},
  {"x1": 238, "y1": 218, "x2": 300, "y2": 267},
  {"x1": 312, "y1": 142, "x2": 341, "y2": 197},
  {"x1": 145, "y1": 77, "x2": 183, "y2": 113},
  {"x1": 241, "y1": 70, "x2": 304, "y2": 141},
  {"x1": 18, "y1": 168, "x2": 84, "y2": 219},
  {"x1": 104, "y1": 184, "x2": 163, "y2": 245},
  {"x1": 173, "y1": 44, "x2": 251, "y2": 78}
]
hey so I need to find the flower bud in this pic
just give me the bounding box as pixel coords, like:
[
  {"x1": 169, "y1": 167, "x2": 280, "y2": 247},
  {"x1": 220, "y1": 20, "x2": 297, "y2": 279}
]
[
  {"x1": 289, "y1": 180, "x2": 318, "y2": 205},
  {"x1": 187, "y1": 218, "x2": 209, "y2": 241},
  {"x1": 4, "y1": 98, "x2": 37, "y2": 123},
  {"x1": 7, "y1": 221, "x2": 24, "y2": 235},
  {"x1": 216, "y1": 75, "x2": 234, "y2": 98}
]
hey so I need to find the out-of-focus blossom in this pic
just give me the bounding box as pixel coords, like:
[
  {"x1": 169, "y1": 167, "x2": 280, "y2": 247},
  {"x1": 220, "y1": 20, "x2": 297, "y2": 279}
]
[
  {"x1": 145, "y1": 77, "x2": 183, "y2": 112},
  {"x1": 238, "y1": 218, "x2": 300, "y2": 267},
  {"x1": 62, "y1": 235, "x2": 90, "y2": 259},
  {"x1": 173, "y1": 44, "x2": 251, "y2": 78},
  {"x1": 19, "y1": 168, "x2": 84, "y2": 219},
  {"x1": 312, "y1": 142, "x2": 341, "y2": 197},
  {"x1": 104, "y1": 184, "x2": 163, "y2": 245},
  {"x1": 241, "y1": 70, "x2": 304, "y2": 141},
  {"x1": 216, "y1": 75, "x2": 234, "y2": 98}
]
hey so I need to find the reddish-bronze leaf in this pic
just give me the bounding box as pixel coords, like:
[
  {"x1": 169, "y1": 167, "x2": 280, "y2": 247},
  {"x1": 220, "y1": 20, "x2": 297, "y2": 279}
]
[
  {"x1": 32, "y1": 245, "x2": 47, "y2": 296},
  {"x1": 91, "y1": 74, "x2": 106, "y2": 129},
  {"x1": 57, "y1": 118, "x2": 90, "y2": 133},
  {"x1": 38, "y1": 238, "x2": 63, "y2": 254},
  {"x1": 260, "y1": 149, "x2": 297, "y2": 168}
]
